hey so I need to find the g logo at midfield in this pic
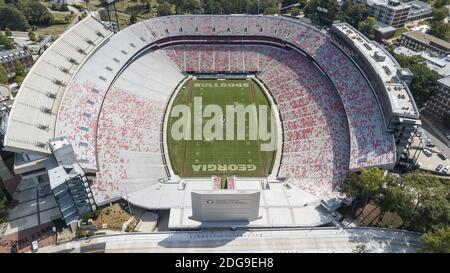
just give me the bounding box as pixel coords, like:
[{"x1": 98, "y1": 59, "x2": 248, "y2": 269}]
[{"x1": 206, "y1": 200, "x2": 215, "y2": 204}]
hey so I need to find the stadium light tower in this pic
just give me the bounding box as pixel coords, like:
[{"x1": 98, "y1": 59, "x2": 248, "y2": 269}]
[{"x1": 104, "y1": 0, "x2": 120, "y2": 33}]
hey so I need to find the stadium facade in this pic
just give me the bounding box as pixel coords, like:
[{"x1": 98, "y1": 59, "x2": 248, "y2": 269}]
[{"x1": 3, "y1": 14, "x2": 420, "y2": 228}]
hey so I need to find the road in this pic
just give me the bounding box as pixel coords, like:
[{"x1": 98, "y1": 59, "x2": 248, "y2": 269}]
[
  {"x1": 421, "y1": 122, "x2": 450, "y2": 158},
  {"x1": 38, "y1": 228, "x2": 422, "y2": 253}
]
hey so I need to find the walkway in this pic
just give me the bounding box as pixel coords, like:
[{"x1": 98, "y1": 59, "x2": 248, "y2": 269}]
[{"x1": 38, "y1": 227, "x2": 422, "y2": 253}]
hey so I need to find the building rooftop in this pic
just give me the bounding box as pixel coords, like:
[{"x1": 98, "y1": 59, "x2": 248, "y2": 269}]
[
  {"x1": 367, "y1": 0, "x2": 411, "y2": 10},
  {"x1": 334, "y1": 23, "x2": 419, "y2": 117},
  {"x1": 407, "y1": 0, "x2": 432, "y2": 16},
  {"x1": 403, "y1": 31, "x2": 450, "y2": 50},
  {"x1": 394, "y1": 46, "x2": 450, "y2": 77},
  {"x1": 438, "y1": 76, "x2": 450, "y2": 88},
  {"x1": 127, "y1": 178, "x2": 333, "y2": 229}
]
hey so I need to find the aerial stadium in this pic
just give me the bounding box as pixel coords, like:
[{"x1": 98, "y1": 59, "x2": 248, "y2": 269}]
[{"x1": 3, "y1": 13, "x2": 420, "y2": 229}]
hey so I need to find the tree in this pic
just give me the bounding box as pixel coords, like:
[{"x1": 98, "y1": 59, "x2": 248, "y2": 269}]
[
  {"x1": 358, "y1": 16, "x2": 377, "y2": 40},
  {"x1": 338, "y1": 3, "x2": 368, "y2": 28},
  {"x1": 341, "y1": 167, "x2": 385, "y2": 208},
  {"x1": 178, "y1": 0, "x2": 202, "y2": 14},
  {"x1": 431, "y1": 7, "x2": 449, "y2": 22},
  {"x1": 434, "y1": 0, "x2": 450, "y2": 8},
  {"x1": 304, "y1": 0, "x2": 339, "y2": 25},
  {"x1": 28, "y1": 30, "x2": 36, "y2": 42},
  {"x1": 83, "y1": 0, "x2": 90, "y2": 8},
  {"x1": 420, "y1": 227, "x2": 450, "y2": 253},
  {"x1": 375, "y1": 175, "x2": 406, "y2": 218},
  {"x1": 0, "y1": 32, "x2": 14, "y2": 50},
  {"x1": 394, "y1": 54, "x2": 441, "y2": 107},
  {"x1": 398, "y1": 172, "x2": 450, "y2": 232},
  {"x1": 14, "y1": 60, "x2": 25, "y2": 77},
  {"x1": 0, "y1": 5, "x2": 30, "y2": 30},
  {"x1": 15, "y1": 75, "x2": 24, "y2": 85},
  {"x1": 4, "y1": 28, "x2": 12, "y2": 36},
  {"x1": 298, "y1": 0, "x2": 307, "y2": 9},
  {"x1": 157, "y1": 2, "x2": 172, "y2": 16},
  {"x1": 290, "y1": 7, "x2": 300, "y2": 16},
  {"x1": 129, "y1": 13, "x2": 137, "y2": 25},
  {"x1": 427, "y1": 21, "x2": 450, "y2": 42},
  {"x1": 264, "y1": 6, "x2": 279, "y2": 15},
  {"x1": 0, "y1": 65, "x2": 8, "y2": 84},
  {"x1": 16, "y1": 0, "x2": 55, "y2": 26}
]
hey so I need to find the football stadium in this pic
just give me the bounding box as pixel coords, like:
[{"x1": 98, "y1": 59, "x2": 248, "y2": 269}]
[{"x1": 3, "y1": 14, "x2": 420, "y2": 229}]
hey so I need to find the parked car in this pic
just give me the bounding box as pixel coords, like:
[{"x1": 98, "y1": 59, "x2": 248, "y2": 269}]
[
  {"x1": 438, "y1": 153, "x2": 448, "y2": 161},
  {"x1": 31, "y1": 241, "x2": 39, "y2": 253},
  {"x1": 423, "y1": 149, "x2": 433, "y2": 157},
  {"x1": 443, "y1": 166, "x2": 449, "y2": 174},
  {"x1": 424, "y1": 140, "x2": 435, "y2": 147},
  {"x1": 436, "y1": 164, "x2": 443, "y2": 172}
]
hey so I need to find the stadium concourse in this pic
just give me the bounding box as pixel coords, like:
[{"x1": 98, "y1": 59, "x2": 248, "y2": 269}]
[{"x1": 3, "y1": 14, "x2": 420, "y2": 229}]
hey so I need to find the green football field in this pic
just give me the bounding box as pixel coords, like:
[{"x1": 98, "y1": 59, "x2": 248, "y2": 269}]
[{"x1": 167, "y1": 78, "x2": 276, "y2": 178}]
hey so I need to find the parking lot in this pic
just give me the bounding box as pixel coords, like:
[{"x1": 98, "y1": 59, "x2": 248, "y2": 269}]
[{"x1": 407, "y1": 129, "x2": 450, "y2": 175}]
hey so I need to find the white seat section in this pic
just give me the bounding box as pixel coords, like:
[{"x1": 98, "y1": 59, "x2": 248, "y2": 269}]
[
  {"x1": 90, "y1": 50, "x2": 184, "y2": 204},
  {"x1": 4, "y1": 15, "x2": 112, "y2": 154}
]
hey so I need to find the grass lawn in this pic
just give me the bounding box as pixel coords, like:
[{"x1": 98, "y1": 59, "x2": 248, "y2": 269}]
[
  {"x1": 167, "y1": 78, "x2": 276, "y2": 178},
  {"x1": 36, "y1": 24, "x2": 68, "y2": 37},
  {"x1": 115, "y1": 0, "x2": 154, "y2": 19},
  {"x1": 393, "y1": 27, "x2": 409, "y2": 38}
]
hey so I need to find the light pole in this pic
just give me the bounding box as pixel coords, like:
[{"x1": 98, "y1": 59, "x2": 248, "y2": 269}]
[{"x1": 123, "y1": 187, "x2": 133, "y2": 217}]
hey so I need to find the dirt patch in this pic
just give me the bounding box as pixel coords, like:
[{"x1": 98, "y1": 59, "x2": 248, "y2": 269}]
[
  {"x1": 92, "y1": 203, "x2": 133, "y2": 231},
  {"x1": 338, "y1": 201, "x2": 403, "y2": 229}
]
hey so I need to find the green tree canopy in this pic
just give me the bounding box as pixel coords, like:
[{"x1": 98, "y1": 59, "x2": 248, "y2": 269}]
[
  {"x1": 396, "y1": 172, "x2": 450, "y2": 232},
  {"x1": 427, "y1": 21, "x2": 450, "y2": 42},
  {"x1": 431, "y1": 7, "x2": 449, "y2": 22},
  {"x1": 0, "y1": 32, "x2": 14, "y2": 50},
  {"x1": 178, "y1": 0, "x2": 202, "y2": 14},
  {"x1": 375, "y1": 174, "x2": 411, "y2": 217},
  {"x1": 0, "y1": 4, "x2": 30, "y2": 30},
  {"x1": 166, "y1": 0, "x2": 282, "y2": 15},
  {"x1": 434, "y1": 0, "x2": 450, "y2": 8},
  {"x1": 358, "y1": 16, "x2": 377, "y2": 40},
  {"x1": 16, "y1": 0, "x2": 55, "y2": 26},
  {"x1": 394, "y1": 54, "x2": 441, "y2": 107},
  {"x1": 0, "y1": 65, "x2": 8, "y2": 84},
  {"x1": 338, "y1": 2, "x2": 368, "y2": 28},
  {"x1": 341, "y1": 167, "x2": 385, "y2": 206},
  {"x1": 129, "y1": 13, "x2": 137, "y2": 25},
  {"x1": 14, "y1": 59, "x2": 25, "y2": 77},
  {"x1": 28, "y1": 30, "x2": 36, "y2": 42},
  {"x1": 290, "y1": 7, "x2": 300, "y2": 16},
  {"x1": 298, "y1": 0, "x2": 307, "y2": 9},
  {"x1": 4, "y1": 28, "x2": 11, "y2": 36},
  {"x1": 420, "y1": 227, "x2": 450, "y2": 253},
  {"x1": 157, "y1": 1, "x2": 172, "y2": 16},
  {"x1": 305, "y1": 0, "x2": 339, "y2": 25},
  {"x1": 264, "y1": 6, "x2": 279, "y2": 14}
]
